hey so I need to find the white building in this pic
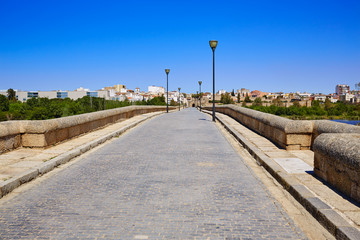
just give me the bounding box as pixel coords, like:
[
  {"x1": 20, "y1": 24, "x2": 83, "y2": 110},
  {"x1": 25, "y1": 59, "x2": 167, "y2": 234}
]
[
  {"x1": 313, "y1": 95, "x2": 327, "y2": 102},
  {"x1": 297, "y1": 92, "x2": 312, "y2": 99},
  {"x1": 218, "y1": 89, "x2": 226, "y2": 95},
  {"x1": 148, "y1": 86, "x2": 165, "y2": 95},
  {"x1": 237, "y1": 88, "x2": 250, "y2": 97},
  {"x1": 75, "y1": 87, "x2": 90, "y2": 92},
  {"x1": 340, "y1": 93, "x2": 355, "y2": 102}
]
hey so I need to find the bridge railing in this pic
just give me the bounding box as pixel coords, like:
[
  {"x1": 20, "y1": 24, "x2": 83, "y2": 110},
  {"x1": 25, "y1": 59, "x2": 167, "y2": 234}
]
[
  {"x1": 0, "y1": 105, "x2": 172, "y2": 153},
  {"x1": 204, "y1": 105, "x2": 313, "y2": 150},
  {"x1": 205, "y1": 104, "x2": 360, "y2": 203}
]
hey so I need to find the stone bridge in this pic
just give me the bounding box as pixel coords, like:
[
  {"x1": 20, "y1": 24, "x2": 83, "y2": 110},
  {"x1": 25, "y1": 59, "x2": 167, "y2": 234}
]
[{"x1": 0, "y1": 106, "x2": 359, "y2": 239}]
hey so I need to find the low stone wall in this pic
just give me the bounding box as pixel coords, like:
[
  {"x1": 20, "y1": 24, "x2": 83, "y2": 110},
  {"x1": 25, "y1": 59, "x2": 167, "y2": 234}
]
[
  {"x1": 311, "y1": 120, "x2": 360, "y2": 146},
  {"x1": 204, "y1": 105, "x2": 313, "y2": 150},
  {"x1": 0, "y1": 121, "x2": 23, "y2": 153},
  {"x1": 206, "y1": 105, "x2": 360, "y2": 202},
  {"x1": 314, "y1": 133, "x2": 360, "y2": 203},
  {"x1": 0, "y1": 105, "x2": 170, "y2": 153}
]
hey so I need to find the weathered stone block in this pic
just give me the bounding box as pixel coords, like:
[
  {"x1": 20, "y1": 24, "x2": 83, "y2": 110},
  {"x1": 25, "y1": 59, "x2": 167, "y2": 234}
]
[
  {"x1": 22, "y1": 133, "x2": 47, "y2": 147},
  {"x1": 314, "y1": 133, "x2": 360, "y2": 203},
  {"x1": 286, "y1": 134, "x2": 311, "y2": 147}
]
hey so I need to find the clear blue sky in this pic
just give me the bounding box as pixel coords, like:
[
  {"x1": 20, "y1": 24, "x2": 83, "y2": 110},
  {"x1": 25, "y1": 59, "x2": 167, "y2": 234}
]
[{"x1": 1, "y1": 0, "x2": 359, "y2": 94}]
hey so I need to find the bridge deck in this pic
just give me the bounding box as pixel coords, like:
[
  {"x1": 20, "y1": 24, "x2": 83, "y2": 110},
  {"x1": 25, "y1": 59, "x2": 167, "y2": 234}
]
[{"x1": 0, "y1": 109, "x2": 306, "y2": 239}]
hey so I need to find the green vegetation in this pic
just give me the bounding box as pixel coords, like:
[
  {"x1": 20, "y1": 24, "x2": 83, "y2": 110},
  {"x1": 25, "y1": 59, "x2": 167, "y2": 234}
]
[
  {"x1": 252, "y1": 97, "x2": 262, "y2": 106},
  {"x1": 170, "y1": 99, "x2": 177, "y2": 106},
  {"x1": 0, "y1": 94, "x2": 167, "y2": 122},
  {"x1": 244, "y1": 93, "x2": 252, "y2": 103},
  {"x1": 246, "y1": 100, "x2": 360, "y2": 120},
  {"x1": 220, "y1": 92, "x2": 234, "y2": 104}
]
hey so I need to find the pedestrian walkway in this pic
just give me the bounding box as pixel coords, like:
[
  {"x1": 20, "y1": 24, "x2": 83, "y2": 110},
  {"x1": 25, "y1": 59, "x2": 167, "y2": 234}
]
[{"x1": 0, "y1": 108, "x2": 306, "y2": 239}]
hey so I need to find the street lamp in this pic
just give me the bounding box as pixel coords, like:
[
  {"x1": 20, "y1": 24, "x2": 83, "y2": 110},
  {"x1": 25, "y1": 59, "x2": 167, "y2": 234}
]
[
  {"x1": 178, "y1": 87, "x2": 181, "y2": 111},
  {"x1": 198, "y1": 81, "x2": 202, "y2": 112},
  {"x1": 165, "y1": 69, "x2": 170, "y2": 113},
  {"x1": 209, "y1": 40, "x2": 218, "y2": 122},
  {"x1": 196, "y1": 91, "x2": 198, "y2": 108}
]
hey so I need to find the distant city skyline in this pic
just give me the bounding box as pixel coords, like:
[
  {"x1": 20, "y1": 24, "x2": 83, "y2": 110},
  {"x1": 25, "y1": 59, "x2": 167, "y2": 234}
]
[{"x1": 1, "y1": 1, "x2": 359, "y2": 94}]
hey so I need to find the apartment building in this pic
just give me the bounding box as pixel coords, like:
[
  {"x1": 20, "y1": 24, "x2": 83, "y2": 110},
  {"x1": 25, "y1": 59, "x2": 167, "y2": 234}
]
[{"x1": 336, "y1": 84, "x2": 350, "y2": 95}]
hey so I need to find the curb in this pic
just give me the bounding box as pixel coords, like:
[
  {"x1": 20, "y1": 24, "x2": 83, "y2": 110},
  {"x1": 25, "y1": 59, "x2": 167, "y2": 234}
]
[
  {"x1": 202, "y1": 109, "x2": 360, "y2": 240},
  {"x1": 0, "y1": 111, "x2": 164, "y2": 199}
]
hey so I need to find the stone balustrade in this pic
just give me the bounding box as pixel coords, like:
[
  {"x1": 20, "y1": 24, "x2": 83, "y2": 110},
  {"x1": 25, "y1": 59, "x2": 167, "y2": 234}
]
[
  {"x1": 0, "y1": 105, "x2": 171, "y2": 153},
  {"x1": 314, "y1": 133, "x2": 360, "y2": 203},
  {"x1": 204, "y1": 105, "x2": 313, "y2": 150},
  {"x1": 206, "y1": 104, "x2": 360, "y2": 202},
  {"x1": 311, "y1": 120, "x2": 360, "y2": 146}
]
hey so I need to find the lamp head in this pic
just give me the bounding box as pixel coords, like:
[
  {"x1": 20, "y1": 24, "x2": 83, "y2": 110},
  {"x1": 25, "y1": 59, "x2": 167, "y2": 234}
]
[
  {"x1": 165, "y1": 69, "x2": 170, "y2": 75},
  {"x1": 209, "y1": 40, "x2": 218, "y2": 50}
]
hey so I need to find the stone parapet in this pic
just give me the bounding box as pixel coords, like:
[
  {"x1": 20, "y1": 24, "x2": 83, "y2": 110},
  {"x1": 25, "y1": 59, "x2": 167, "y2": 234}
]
[
  {"x1": 313, "y1": 133, "x2": 360, "y2": 203},
  {"x1": 204, "y1": 105, "x2": 313, "y2": 150},
  {"x1": 0, "y1": 105, "x2": 170, "y2": 152},
  {"x1": 311, "y1": 120, "x2": 360, "y2": 146}
]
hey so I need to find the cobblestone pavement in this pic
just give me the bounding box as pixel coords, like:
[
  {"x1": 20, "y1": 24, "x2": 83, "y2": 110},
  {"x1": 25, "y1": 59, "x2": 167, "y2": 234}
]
[{"x1": 0, "y1": 109, "x2": 306, "y2": 239}]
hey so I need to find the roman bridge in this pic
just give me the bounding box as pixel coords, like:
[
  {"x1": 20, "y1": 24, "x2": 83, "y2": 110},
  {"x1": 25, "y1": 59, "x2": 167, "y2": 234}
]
[{"x1": 0, "y1": 106, "x2": 359, "y2": 239}]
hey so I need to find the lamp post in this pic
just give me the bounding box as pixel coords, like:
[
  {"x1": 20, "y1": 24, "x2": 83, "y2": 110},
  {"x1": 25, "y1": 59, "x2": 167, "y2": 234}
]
[
  {"x1": 209, "y1": 40, "x2": 218, "y2": 122},
  {"x1": 196, "y1": 91, "x2": 198, "y2": 108},
  {"x1": 165, "y1": 69, "x2": 170, "y2": 113},
  {"x1": 178, "y1": 87, "x2": 181, "y2": 111},
  {"x1": 198, "y1": 81, "x2": 202, "y2": 112}
]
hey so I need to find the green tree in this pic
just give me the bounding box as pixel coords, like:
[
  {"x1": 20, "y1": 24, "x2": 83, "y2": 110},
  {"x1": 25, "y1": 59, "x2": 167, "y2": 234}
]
[
  {"x1": 244, "y1": 93, "x2": 252, "y2": 103},
  {"x1": 272, "y1": 97, "x2": 284, "y2": 107},
  {"x1": 26, "y1": 97, "x2": 39, "y2": 108},
  {"x1": 29, "y1": 107, "x2": 49, "y2": 120},
  {"x1": 170, "y1": 99, "x2": 177, "y2": 106},
  {"x1": 0, "y1": 112, "x2": 7, "y2": 121},
  {"x1": 231, "y1": 89, "x2": 235, "y2": 96},
  {"x1": 237, "y1": 93, "x2": 240, "y2": 103},
  {"x1": 311, "y1": 100, "x2": 321, "y2": 108},
  {"x1": 7, "y1": 88, "x2": 16, "y2": 102},
  {"x1": 252, "y1": 97, "x2": 262, "y2": 106},
  {"x1": 220, "y1": 93, "x2": 234, "y2": 104},
  {"x1": 324, "y1": 98, "x2": 332, "y2": 111},
  {"x1": 0, "y1": 95, "x2": 9, "y2": 111},
  {"x1": 147, "y1": 96, "x2": 166, "y2": 105},
  {"x1": 7, "y1": 102, "x2": 24, "y2": 120}
]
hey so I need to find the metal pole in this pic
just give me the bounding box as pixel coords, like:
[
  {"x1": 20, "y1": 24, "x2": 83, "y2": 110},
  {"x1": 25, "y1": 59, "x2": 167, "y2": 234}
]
[
  {"x1": 196, "y1": 91, "x2": 198, "y2": 108},
  {"x1": 179, "y1": 91, "x2": 181, "y2": 111},
  {"x1": 199, "y1": 84, "x2": 202, "y2": 112},
  {"x1": 166, "y1": 74, "x2": 169, "y2": 113},
  {"x1": 212, "y1": 48, "x2": 216, "y2": 122}
]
